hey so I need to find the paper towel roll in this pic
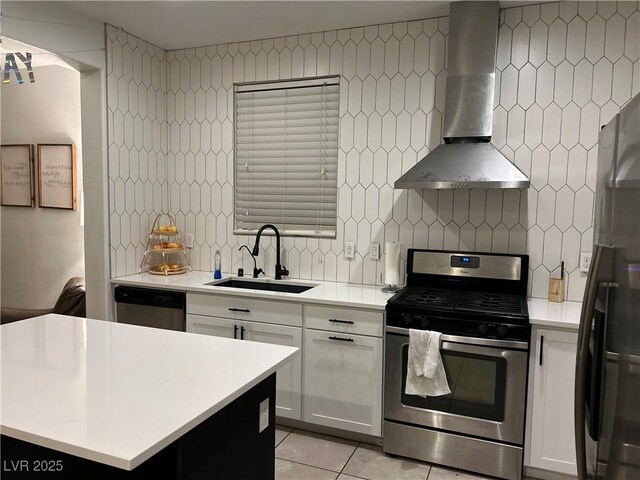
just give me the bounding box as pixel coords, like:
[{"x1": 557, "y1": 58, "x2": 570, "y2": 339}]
[{"x1": 385, "y1": 242, "x2": 402, "y2": 285}]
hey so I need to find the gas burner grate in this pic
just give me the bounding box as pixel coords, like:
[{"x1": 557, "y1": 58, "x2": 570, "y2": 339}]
[
  {"x1": 391, "y1": 288, "x2": 527, "y2": 317},
  {"x1": 456, "y1": 292, "x2": 524, "y2": 315},
  {"x1": 395, "y1": 288, "x2": 460, "y2": 309}
]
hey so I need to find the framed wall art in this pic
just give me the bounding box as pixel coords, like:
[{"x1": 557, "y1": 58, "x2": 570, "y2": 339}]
[
  {"x1": 38, "y1": 143, "x2": 77, "y2": 210},
  {"x1": 1, "y1": 144, "x2": 35, "y2": 207}
]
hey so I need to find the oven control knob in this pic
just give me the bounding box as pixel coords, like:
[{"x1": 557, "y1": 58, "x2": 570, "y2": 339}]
[
  {"x1": 479, "y1": 323, "x2": 489, "y2": 334},
  {"x1": 497, "y1": 325, "x2": 508, "y2": 337},
  {"x1": 419, "y1": 316, "x2": 429, "y2": 328},
  {"x1": 402, "y1": 314, "x2": 413, "y2": 326}
]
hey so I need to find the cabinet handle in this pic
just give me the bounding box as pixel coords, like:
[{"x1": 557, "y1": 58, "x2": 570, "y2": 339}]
[
  {"x1": 328, "y1": 318, "x2": 354, "y2": 325},
  {"x1": 539, "y1": 335, "x2": 544, "y2": 366},
  {"x1": 234, "y1": 324, "x2": 238, "y2": 339},
  {"x1": 241, "y1": 326, "x2": 245, "y2": 340},
  {"x1": 229, "y1": 308, "x2": 250, "y2": 313},
  {"x1": 329, "y1": 336, "x2": 354, "y2": 342}
]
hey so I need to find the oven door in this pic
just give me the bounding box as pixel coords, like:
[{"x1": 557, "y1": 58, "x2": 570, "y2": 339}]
[{"x1": 385, "y1": 326, "x2": 529, "y2": 445}]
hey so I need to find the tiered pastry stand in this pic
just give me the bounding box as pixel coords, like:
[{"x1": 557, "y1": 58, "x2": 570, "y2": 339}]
[{"x1": 139, "y1": 212, "x2": 191, "y2": 276}]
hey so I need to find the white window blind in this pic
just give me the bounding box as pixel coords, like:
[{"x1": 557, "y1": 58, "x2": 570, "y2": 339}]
[{"x1": 234, "y1": 76, "x2": 339, "y2": 238}]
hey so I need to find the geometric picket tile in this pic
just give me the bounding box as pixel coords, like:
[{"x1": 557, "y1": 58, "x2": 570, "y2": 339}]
[{"x1": 106, "y1": 3, "x2": 640, "y2": 301}]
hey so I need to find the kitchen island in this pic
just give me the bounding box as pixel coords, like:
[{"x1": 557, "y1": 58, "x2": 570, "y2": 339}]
[{"x1": 0, "y1": 314, "x2": 298, "y2": 479}]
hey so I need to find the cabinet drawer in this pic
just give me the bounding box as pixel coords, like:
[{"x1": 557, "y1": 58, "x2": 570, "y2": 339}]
[
  {"x1": 304, "y1": 304, "x2": 383, "y2": 337},
  {"x1": 187, "y1": 293, "x2": 302, "y2": 327}
]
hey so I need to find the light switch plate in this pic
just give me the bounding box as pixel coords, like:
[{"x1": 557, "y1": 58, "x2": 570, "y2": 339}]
[
  {"x1": 345, "y1": 242, "x2": 355, "y2": 259},
  {"x1": 369, "y1": 243, "x2": 380, "y2": 260},
  {"x1": 185, "y1": 233, "x2": 194, "y2": 249},
  {"x1": 580, "y1": 252, "x2": 592, "y2": 273},
  {"x1": 258, "y1": 398, "x2": 269, "y2": 433}
]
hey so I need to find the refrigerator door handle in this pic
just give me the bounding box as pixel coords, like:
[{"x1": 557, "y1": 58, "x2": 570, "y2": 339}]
[
  {"x1": 575, "y1": 244, "x2": 613, "y2": 480},
  {"x1": 587, "y1": 283, "x2": 617, "y2": 441}
]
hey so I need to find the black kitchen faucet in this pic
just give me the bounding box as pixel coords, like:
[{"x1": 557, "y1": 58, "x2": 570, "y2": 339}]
[{"x1": 251, "y1": 224, "x2": 289, "y2": 280}]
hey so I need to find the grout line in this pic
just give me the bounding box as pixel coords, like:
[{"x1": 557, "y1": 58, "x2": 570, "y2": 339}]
[
  {"x1": 275, "y1": 427, "x2": 293, "y2": 447},
  {"x1": 338, "y1": 441, "x2": 361, "y2": 477},
  {"x1": 339, "y1": 470, "x2": 369, "y2": 480},
  {"x1": 275, "y1": 428, "x2": 363, "y2": 478},
  {"x1": 274, "y1": 457, "x2": 343, "y2": 477}
]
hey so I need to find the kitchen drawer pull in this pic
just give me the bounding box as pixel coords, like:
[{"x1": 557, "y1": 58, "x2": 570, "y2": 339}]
[
  {"x1": 241, "y1": 326, "x2": 245, "y2": 340},
  {"x1": 328, "y1": 336, "x2": 354, "y2": 342},
  {"x1": 539, "y1": 335, "x2": 544, "y2": 366},
  {"x1": 228, "y1": 308, "x2": 250, "y2": 313},
  {"x1": 328, "y1": 318, "x2": 354, "y2": 325},
  {"x1": 233, "y1": 324, "x2": 238, "y2": 339}
]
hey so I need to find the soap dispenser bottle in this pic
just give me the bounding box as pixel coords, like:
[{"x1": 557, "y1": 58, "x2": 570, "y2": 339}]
[{"x1": 213, "y1": 249, "x2": 222, "y2": 279}]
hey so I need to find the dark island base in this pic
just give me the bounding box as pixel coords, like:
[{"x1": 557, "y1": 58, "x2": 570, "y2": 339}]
[{"x1": 2, "y1": 373, "x2": 276, "y2": 480}]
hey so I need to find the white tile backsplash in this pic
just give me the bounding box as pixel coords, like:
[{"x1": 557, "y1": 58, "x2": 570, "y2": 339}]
[
  {"x1": 107, "y1": 2, "x2": 640, "y2": 301},
  {"x1": 107, "y1": 25, "x2": 167, "y2": 278}
]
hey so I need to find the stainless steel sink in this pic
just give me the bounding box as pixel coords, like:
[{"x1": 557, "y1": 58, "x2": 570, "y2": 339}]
[{"x1": 204, "y1": 278, "x2": 316, "y2": 294}]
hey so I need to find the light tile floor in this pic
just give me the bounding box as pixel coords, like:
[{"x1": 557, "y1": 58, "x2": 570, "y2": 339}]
[{"x1": 275, "y1": 426, "x2": 504, "y2": 480}]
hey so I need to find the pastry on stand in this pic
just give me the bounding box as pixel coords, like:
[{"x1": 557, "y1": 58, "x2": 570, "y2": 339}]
[{"x1": 139, "y1": 212, "x2": 191, "y2": 276}]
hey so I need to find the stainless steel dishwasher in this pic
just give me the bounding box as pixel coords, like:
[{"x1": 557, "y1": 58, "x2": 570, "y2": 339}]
[{"x1": 114, "y1": 286, "x2": 186, "y2": 331}]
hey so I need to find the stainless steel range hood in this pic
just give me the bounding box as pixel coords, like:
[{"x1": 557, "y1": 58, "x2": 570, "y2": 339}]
[{"x1": 394, "y1": 1, "x2": 530, "y2": 190}]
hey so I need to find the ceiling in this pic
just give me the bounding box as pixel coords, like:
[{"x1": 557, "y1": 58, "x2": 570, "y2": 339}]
[
  {"x1": 1, "y1": 37, "x2": 78, "y2": 71},
  {"x1": 60, "y1": 1, "x2": 544, "y2": 51}
]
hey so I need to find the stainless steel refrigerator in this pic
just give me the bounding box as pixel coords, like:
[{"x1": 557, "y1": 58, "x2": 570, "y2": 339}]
[{"x1": 575, "y1": 92, "x2": 640, "y2": 479}]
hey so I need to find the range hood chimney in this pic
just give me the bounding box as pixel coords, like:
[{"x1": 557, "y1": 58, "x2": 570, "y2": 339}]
[{"x1": 394, "y1": 1, "x2": 530, "y2": 189}]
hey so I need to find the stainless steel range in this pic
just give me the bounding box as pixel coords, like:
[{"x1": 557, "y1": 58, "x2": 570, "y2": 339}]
[{"x1": 384, "y1": 249, "x2": 530, "y2": 480}]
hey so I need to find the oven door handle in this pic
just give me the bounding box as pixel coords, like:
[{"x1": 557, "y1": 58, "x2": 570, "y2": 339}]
[{"x1": 385, "y1": 325, "x2": 528, "y2": 350}]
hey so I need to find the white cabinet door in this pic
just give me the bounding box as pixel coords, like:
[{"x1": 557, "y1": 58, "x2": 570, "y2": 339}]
[
  {"x1": 242, "y1": 320, "x2": 302, "y2": 420},
  {"x1": 187, "y1": 314, "x2": 302, "y2": 421},
  {"x1": 527, "y1": 328, "x2": 578, "y2": 475},
  {"x1": 186, "y1": 314, "x2": 237, "y2": 339},
  {"x1": 303, "y1": 329, "x2": 383, "y2": 436}
]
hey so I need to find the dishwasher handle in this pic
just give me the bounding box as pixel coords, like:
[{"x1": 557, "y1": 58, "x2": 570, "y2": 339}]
[{"x1": 114, "y1": 286, "x2": 185, "y2": 309}]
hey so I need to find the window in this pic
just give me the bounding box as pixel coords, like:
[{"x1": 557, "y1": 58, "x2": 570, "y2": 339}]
[{"x1": 233, "y1": 76, "x2": 339, "y2": 238}]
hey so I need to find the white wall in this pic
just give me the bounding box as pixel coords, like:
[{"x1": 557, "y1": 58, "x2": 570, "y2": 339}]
[
  {"x1": 3, "y1": 1, "x2": 110, "y2": 319},
  {"x1": 1, "y1": 65, "x2": 84, "y2": 308},
  {"x1": 106, "y1": 1, "x2": 640, "y2": 301}
]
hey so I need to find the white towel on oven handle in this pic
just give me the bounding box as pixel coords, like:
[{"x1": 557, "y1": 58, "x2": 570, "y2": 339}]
[{"x1": 405, "y1": 329, "x2": 451, "y2": 397}]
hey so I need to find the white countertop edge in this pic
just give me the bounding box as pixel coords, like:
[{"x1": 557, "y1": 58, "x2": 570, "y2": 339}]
[
  {"x1": 528, "y1": 317, "x2": 581, "y2": 330},
  {"x1": 0, "y1": 428, "x2": 133, "y2": 470},
  {"x1": 1, "y1": 346, "x2": 299, "y2": 471},
  {"x1": 527, "y1": 298, "x2": 582, "y2": 331},
  {"x1": 110, "y1": 272, "x2": 391, "y2": 311}
]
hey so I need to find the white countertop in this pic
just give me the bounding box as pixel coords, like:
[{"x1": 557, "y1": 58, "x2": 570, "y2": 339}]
[
  {"x1": 111, "y1": 271, "x2": 395, "y2": 310},
  {"x1": 0, "y1": 314, "x2": 298, "y2": 470},
  {"x1": 112, "y1": 272, "x2": 583, "y2": 328},
  {"x1": 527, "y1": 298, "x2": 582, "y2": 330}
]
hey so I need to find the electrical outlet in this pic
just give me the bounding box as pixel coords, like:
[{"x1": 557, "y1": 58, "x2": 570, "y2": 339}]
[
  {"x1": 580, "y1": 252, "x2": 592, "y2": 273},
  {"x1": 345, "y1": 241, "x2": 355, "y2": 259},
  {"x1": 369, "y1": 243, "x2": 380, "y2": 260},
  {"x1": 258, "y1": 398, "x2": 269, "y2": 433},
  {"x1": 185, "y1": 233, "x2": 194, "y2": 249}
]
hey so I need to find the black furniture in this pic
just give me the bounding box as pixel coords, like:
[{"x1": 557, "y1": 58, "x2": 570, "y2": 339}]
[{"x1": 1, "y1": 277, "x2": 86, "y2": 325}]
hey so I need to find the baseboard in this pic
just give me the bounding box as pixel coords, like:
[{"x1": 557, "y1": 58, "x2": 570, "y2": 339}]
[
  {"x1": 524, "y1": 466, "x2": 578, "y2": 480},
  {"x1": 276, "y1": 417, "x2": 382, "y2": 446}
]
